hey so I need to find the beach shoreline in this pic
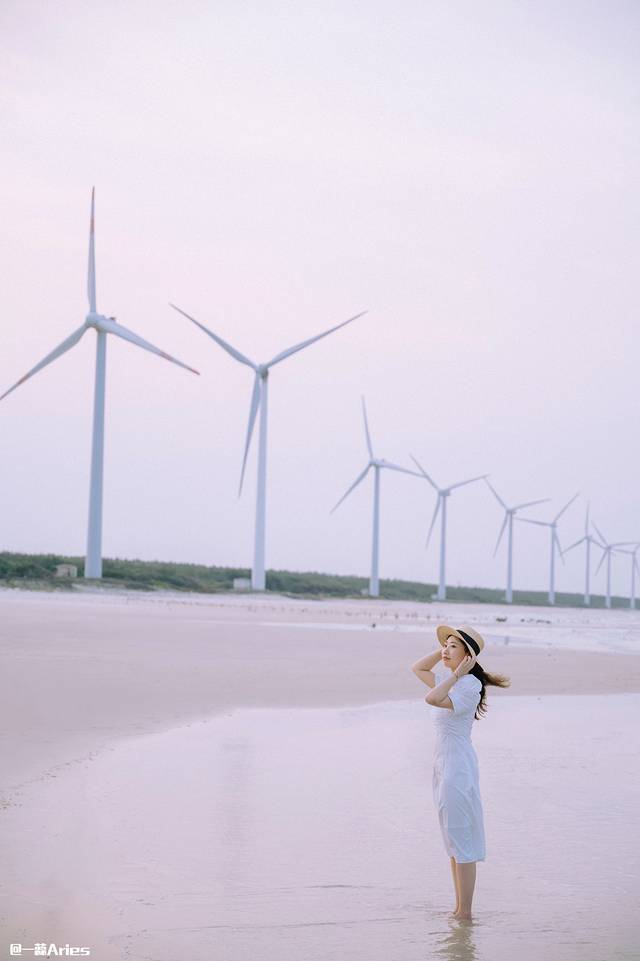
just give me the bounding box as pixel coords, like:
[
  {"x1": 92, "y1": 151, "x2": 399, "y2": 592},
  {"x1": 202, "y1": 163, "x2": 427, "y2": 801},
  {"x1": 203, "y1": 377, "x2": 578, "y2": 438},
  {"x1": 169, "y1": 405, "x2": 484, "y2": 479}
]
[
  {"x1": 1, "y1": 586, "x2": 639, "y2": 798},
  {"x1": 2, "y1": 586, "x2": 640, "y2": 958}
]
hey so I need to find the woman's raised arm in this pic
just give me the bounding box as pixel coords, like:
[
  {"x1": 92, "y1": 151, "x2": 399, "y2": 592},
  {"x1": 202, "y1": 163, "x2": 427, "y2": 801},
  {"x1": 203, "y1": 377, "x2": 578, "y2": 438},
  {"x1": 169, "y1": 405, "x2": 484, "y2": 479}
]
[{"x1": 410, "y1": 648, "x2": 443, "y2": 688}]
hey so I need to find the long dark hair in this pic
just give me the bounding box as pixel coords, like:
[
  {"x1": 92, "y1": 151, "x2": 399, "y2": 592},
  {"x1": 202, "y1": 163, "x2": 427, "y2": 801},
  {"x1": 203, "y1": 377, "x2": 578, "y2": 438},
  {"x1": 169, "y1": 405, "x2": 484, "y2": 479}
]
[{"x1": 469, "y1": 661, "x2": 511, "y2": 720}]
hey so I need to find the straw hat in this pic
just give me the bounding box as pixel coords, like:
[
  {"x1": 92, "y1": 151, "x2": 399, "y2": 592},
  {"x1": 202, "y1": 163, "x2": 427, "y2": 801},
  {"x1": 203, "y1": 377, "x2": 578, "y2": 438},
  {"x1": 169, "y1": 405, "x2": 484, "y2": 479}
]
[{"x1": 436, "y1": 624, "x2": 485, "y2": 658}]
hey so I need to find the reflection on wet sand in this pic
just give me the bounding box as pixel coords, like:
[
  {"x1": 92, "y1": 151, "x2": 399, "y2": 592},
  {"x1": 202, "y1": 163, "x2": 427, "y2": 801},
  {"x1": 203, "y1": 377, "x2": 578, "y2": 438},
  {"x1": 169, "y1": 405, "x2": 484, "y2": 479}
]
[{"x1": 2, "y1": 693, "x2": 639, "y2": 960}]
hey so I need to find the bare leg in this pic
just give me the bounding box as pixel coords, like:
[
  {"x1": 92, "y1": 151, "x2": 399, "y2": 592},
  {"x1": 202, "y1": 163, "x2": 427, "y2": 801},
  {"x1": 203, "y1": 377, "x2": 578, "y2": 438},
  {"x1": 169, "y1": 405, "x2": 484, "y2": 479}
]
[
  {"x1": 449, "y1": 856, "x2": 460, "y2": 913},
  {"x1": 453, "y1": 861, "x2": 476, "y2": 920}
]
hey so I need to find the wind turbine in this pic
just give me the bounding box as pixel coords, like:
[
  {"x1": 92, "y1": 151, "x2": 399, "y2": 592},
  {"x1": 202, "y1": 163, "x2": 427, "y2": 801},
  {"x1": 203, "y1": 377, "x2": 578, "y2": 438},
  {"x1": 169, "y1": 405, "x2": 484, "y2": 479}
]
[
  {"x1": 609, "y1": 542, "x2": 640, "y2": 609},
  {"x1": 170, "y1": 303, "x2": 366, "y2": 591},
  {"x1": 485, "y1": 480, "x2": 550, "y2": 604},
  {"x1": 591, "y1": 521, "x2": 623, "y2": 609},
  {"x1": 517, "y1": 493, "x2": 579, "y2": 605},
  {"x1": 330, "y1": 396, "x2": 420, "y2": 598},
  {"x1": 409, "y1": 456, "x2": 488, "y2": 602},
  {"x1": 562, "y1": 502, "x2": 602, "y2": 606},
  {"x1": 0, "y1": 190, "x2": 199, "y2": 579}
]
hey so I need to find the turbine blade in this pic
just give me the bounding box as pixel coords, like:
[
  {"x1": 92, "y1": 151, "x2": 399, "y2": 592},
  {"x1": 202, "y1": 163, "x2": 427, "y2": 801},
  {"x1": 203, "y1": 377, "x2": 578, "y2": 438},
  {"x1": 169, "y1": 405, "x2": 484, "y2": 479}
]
[
  {"x1": 554, "y1": 530, "x2": 565, "y2": 564},
  {"x1": 563, "y1": 536, "x2": 586, "y2": 553},
  {"x1": 266, "y1": 310, "x2": 367, "y2": 368},
  {"x1": 516, "y1": 517, "x2": 549, "y2": 527},
  {"x1": 98, "y1": 318, "x2": 199, "y2": 375},
  {"x1": 493, "y1": 514, "x2": 508, "y2": 556},
  {"x1": 513, "y1": 497, "x2": 550, "y2": 512},
  {"x1": 361, "y1": 395, "x2": 374, "y2": 459},
  {"x1": 0, "y1": 325, "x2": 87, "y2": 402},
  {"x1": 381, "y1": 460, "x2": 422, "y2": 477},
  {"x1": 425, "y1": 496, "x2": 442, "y2": 548},
  {"x1": 554, "y1": 492, "x2": 579, "y2": 524},
  {"x1": 591, "y1": 520, "x2": 607, "y2": 547},
  {"x1": 409, "y1": 453, "x2": 439, "y2": 491},
  {"x1": 330, "y1": 464, "x2": 371, "y2": 514},
  {"x1": 169, "y1": 304, "x2": 256, "y2": 369},
  {"x1": 87, "y1": 187, "x2": 96, "y2": 312},
  {"x1": 447, "y1": 473, "x2": 488, "y2": 491},
  {"x1": 585, "y1": 501, "x2": 590, "y2": 535},
  {"x1": 595, "y1": 547, "x2": 608, "y2": 575},
  {"x1": 238, "y1": 372, "x2": 262, "y2": 496},
  {"x1": 484, "y1": 477, "x2": 507, "y2": 509}
]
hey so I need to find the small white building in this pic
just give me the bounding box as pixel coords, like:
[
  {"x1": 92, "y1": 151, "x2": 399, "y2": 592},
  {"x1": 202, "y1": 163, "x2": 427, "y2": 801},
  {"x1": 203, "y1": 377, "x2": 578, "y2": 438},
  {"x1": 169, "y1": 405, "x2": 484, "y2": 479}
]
[
  {"x1": 55, "y1": 563, "x2": 78, "y2": 579},
  {"x1": 233, "y1": 577, "x2": 252, "y2": 591}
]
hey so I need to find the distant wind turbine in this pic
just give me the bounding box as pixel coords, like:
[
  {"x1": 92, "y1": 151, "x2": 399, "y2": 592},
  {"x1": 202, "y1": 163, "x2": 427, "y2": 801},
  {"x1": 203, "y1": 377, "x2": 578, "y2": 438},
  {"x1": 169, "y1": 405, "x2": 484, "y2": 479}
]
[
  {"x1": 0, "y1": 189, "x2": 199, "y2": 579},
  {"x1": 330, "y1": 396, "x2": 420, "y2": 598},
  {"x1": 591, "y1": 521, "x2": 622, "y2": 609},
  {"x1": 170, "y1": 303, "x2": 366, "y2": 591},
  {"x1": 517, "y1": 493, "x2": 579, "y2": 604},
  {"x1": 562, "y1": 502, "x2": 601, "y2": 606},
  {"x1": 610, "y1": 542, "x2": 640, "y2": 609},
  {"x1": 409, "y1": 456, "x2": 488, "y2": 602},
  {"x1": 485, "y1": 479, "x2": 550, "y2": 604}
]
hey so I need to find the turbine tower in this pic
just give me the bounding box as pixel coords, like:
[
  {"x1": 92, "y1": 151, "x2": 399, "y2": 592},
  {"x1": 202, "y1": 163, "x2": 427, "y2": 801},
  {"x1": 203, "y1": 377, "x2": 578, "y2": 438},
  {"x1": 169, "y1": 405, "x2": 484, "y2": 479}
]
[
  {"x1": 410, "y1": 456, "x2": 488, "y2": 602},
  {"x1": 562, "y1": 502, "x2": 601, "y2": 606},
  {"x1": 592, "y1": 522, "x2": 627, "y2": 609},
  {"x1": 0, "y1": 189, "x2": 199, "y2": 579},
  {"x1": 610, "y1": 542, "x2": 640, "y2": 609},
  {"x1": 485, "y1": 479, "x2": 549, "y2": 604},
  {"x1": 330, "y1": 396, "x2": 420, "y2": 598},
  {"x1": 517, "y1": 493, "x2": 579, "y2": 605},
  {"x1": 171, "y1": 303, "x2": 366, "y2": 591}
]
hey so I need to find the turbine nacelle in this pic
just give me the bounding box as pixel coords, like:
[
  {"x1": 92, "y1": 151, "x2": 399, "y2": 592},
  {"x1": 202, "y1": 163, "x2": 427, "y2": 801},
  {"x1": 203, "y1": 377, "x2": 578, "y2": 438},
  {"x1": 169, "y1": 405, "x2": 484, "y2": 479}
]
[{"x1": 85, "y1": 312, "x2": 117, "y2": 330}]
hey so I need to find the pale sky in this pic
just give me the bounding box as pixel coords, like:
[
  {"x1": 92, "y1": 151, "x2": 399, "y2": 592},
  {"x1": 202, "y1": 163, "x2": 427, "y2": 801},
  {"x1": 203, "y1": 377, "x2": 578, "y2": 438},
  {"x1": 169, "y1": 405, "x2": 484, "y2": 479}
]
[{"x1": 1, "y1": 0, "x2": 639, "y2": 597}]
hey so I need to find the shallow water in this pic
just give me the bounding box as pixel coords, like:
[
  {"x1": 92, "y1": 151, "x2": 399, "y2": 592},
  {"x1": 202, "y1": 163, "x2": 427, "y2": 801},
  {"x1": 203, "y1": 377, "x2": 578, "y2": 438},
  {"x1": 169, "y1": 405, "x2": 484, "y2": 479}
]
[
  {"x1": 2, "y1": 693, "x2": 639, "y2": 960},
  {"x1": 5, "y1": 586, "x2": 640, "y2": 656},
  {"x1": 172, "y1": 617, "x2": 640, "y2": 656}
]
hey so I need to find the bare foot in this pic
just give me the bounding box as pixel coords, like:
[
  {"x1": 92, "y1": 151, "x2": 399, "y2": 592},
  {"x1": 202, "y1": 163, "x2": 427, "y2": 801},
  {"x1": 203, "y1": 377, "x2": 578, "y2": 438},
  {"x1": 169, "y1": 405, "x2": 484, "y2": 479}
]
[{"x1": 453, "y1": 910, "x2": 473, "y2": 922}]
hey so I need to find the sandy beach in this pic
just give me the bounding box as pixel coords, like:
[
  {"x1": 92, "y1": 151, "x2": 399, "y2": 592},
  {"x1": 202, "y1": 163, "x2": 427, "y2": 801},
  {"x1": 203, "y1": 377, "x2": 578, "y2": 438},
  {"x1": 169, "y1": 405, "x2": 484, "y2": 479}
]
[{"x1": 1, "y1": 586, "x2": 639, "y2": 959}]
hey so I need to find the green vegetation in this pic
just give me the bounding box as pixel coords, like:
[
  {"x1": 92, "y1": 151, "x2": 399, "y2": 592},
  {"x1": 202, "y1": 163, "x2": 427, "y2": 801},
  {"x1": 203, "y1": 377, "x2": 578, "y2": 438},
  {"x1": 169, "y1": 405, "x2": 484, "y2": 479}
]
[{"x1": 0, "y1": 551, "x2": 632, "y2": 609}]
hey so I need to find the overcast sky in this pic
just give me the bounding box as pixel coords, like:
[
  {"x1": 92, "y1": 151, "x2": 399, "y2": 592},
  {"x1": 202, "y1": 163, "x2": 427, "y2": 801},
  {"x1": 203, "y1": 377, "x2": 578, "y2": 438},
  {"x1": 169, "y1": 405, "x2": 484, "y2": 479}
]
[{"x1": 1, "y1": 0, "x2": 639, "y2": 597}]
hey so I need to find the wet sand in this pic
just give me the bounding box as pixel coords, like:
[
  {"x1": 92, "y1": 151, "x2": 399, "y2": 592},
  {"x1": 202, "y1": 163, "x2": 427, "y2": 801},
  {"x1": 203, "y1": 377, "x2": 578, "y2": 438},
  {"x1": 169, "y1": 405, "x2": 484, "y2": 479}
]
[
  {"x1": 3, "y1": 695, "x2": 639, "y2": 960},
  {"x1": 1, "y1": 587, "x2": 640, "y2": 957},
  {"x1": 2, "y1": 587, "x2": 640, "y2": 796}
]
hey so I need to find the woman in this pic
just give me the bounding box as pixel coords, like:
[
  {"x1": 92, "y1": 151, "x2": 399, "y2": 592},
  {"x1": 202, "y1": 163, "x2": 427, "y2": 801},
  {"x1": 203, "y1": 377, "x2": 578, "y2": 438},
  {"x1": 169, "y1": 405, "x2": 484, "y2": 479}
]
[{"x1": 411, "y1": 624, "x2": 510, "y2": 921}]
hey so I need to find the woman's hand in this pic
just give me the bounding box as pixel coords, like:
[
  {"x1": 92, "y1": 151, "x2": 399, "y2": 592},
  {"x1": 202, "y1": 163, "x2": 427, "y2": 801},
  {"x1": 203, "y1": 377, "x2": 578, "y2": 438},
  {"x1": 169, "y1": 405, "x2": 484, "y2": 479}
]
[{"x1": 454, "y1": 653, "x2": 477, "y2": 678}]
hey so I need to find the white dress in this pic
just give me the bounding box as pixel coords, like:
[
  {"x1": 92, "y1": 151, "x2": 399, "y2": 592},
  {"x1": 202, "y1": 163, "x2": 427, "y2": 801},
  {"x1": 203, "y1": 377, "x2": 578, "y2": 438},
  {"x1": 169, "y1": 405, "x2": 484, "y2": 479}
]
[{"x1": 429, "y1": 666, "x2": 486, "y2": 864}]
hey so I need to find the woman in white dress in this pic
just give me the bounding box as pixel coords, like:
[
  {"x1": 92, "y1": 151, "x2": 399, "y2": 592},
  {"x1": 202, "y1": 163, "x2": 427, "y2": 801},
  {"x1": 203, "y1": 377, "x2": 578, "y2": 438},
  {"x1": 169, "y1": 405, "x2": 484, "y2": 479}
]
[{"x1": 411, "y1": 624, "x2": 510, "y2": 921}]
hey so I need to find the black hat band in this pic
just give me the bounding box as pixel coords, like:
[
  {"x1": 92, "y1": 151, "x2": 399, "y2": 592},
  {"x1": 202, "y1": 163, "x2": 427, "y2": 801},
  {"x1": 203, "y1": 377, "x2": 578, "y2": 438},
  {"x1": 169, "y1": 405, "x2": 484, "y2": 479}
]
[{"x1": 457, "y1": 628, "x2": 480, "y2": 657}]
